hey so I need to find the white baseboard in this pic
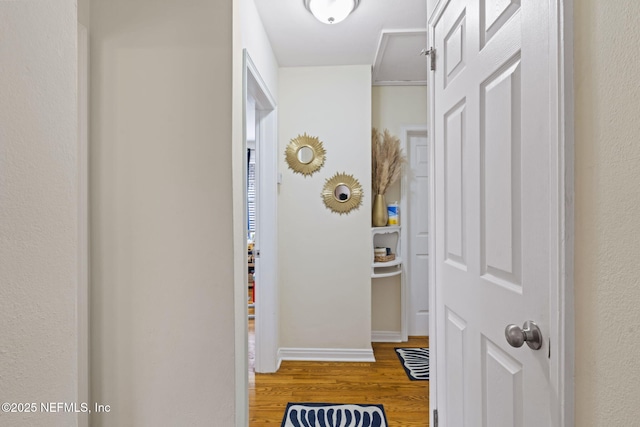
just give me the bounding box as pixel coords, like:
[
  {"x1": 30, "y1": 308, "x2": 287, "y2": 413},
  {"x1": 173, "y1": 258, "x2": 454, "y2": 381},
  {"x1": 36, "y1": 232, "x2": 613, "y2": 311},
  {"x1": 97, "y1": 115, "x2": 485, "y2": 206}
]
[
  {"x1": 372, "y1": 331, "x2": 403, "y2": 342},
  {"x1": 278, "y1": 347, "x2": 376, "y2": 363}
]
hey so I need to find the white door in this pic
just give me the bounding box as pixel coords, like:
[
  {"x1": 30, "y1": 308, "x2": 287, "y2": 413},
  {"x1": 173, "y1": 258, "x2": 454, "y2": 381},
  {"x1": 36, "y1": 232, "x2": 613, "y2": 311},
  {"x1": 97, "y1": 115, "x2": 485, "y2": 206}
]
[
  {"x1": 430, "y1": 0, "x2": 567, "y2": 425},
  {"x1": 407, "y1": 129, "x2": 430, "y2": 336}
]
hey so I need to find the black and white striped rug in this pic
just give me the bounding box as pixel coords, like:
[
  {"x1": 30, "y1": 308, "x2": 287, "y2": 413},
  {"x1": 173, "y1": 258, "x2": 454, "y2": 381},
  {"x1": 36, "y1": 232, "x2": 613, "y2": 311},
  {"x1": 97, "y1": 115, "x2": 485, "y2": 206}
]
[
  {"x1": 280, "y1": 403, "x2": 388, "y2": 427},
  {"x1": 394, "y1": 347, "x2": 429, "y2": 381}
]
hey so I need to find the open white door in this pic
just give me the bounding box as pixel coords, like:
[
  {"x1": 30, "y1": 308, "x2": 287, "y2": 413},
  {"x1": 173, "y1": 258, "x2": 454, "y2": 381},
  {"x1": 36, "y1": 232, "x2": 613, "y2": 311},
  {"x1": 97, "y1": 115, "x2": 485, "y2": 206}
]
[{"x1": 429, "y1": 0, "x2": 573, "y2": 426}]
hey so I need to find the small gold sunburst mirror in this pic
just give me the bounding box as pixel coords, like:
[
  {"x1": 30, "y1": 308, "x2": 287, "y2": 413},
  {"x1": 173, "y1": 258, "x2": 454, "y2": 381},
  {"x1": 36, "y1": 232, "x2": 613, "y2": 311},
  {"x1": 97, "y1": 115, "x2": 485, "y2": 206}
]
[
  {"x1": 285, "y1": 134, "x2": 326, "y2": 177},
  {"x1": 321, "y1": 172, "x2": 364, "y2": 215}
]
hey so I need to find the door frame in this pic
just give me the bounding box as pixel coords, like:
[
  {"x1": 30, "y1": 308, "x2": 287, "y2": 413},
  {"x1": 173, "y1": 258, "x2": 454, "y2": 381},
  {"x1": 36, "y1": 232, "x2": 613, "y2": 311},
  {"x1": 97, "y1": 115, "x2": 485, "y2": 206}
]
[
  {"x1": 400, "y1": 125, "x2": 430, "y2": 341},
  {"x1": 426, "y1": 1, "x2": 575, "y2": 426},
  {"x1": 243, "y1": 50, "x2": 280, "y2": 374}
]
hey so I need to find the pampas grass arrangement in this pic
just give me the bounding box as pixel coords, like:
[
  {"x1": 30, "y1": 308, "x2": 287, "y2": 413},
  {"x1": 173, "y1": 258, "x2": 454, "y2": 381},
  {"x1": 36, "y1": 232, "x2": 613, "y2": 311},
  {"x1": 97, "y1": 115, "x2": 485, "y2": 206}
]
[{"x1": 372, "y1": 128, "x2": 405, "y2": 195}]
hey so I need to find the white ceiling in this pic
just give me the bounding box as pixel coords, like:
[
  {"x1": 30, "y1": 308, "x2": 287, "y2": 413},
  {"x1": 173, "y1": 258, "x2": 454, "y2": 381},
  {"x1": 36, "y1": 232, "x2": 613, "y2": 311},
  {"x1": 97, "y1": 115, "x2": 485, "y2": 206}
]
[{"x1": 253, "y1": 0, "x2": 429, "y2": 85}]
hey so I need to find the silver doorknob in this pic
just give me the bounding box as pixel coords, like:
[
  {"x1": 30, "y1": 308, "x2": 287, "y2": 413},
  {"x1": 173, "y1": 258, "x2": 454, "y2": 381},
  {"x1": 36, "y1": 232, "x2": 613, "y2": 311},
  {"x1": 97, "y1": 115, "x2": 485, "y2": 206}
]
[{"x1": 504, "y1": 320, "x2": 543, "y2": 350}]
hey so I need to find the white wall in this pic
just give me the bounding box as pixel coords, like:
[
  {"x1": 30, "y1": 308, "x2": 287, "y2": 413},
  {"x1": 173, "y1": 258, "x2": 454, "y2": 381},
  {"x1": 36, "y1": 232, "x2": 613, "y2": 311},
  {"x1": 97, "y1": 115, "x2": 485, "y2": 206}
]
[
  {"x1": 371, "y1": 86, "x2": 428, "y2": 334},
  {"x1": 240, "y1": 0, "x2": 279, "y2": 100},
  {"x1": 372, "y1": 86, "x2": 428, "y2": 142},
  {"x1": 278, "y1": 66, "x2": 372, "y2": 353},
  {"x1": 90, "y1": 1, "x2": 236, "y2": 425},
  {"x1": 0, "y1": 2, "x2": 79, "y2": 426},
  {"x1": 574, "y1": 0, "x2": 640, "y2": 424}
]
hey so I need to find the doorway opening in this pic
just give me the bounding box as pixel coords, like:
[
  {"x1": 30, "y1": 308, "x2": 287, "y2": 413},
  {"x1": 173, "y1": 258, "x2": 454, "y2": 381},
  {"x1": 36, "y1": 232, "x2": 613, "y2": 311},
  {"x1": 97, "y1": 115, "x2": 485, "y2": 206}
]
[
  {"x1": 400, "y1": 126, "x2": 430, "y2": 339},
  {"x1": 243, "y1": 50, "x2": 279, "y2": 375}
]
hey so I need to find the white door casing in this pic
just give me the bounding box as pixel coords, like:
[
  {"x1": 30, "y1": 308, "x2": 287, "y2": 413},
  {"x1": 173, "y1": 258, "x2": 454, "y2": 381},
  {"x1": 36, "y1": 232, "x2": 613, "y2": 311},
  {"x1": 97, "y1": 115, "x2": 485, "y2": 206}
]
[
  {"x1": 244, "y1": 51, "x2": 279, "y2": 374},
  {"x1": 428, "y1": 1, "x2": 574, "y2": 426},
  {"x1": 403, "y1": 127, "x2": 430, "y2": 337}
]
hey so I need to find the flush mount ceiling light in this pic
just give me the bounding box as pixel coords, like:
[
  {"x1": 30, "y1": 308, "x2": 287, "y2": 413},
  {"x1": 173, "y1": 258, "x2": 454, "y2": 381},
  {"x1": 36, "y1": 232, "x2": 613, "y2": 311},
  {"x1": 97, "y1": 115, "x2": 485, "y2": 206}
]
[{"x1": 303, "y1": 0, "x2": 361, "y2": 25}]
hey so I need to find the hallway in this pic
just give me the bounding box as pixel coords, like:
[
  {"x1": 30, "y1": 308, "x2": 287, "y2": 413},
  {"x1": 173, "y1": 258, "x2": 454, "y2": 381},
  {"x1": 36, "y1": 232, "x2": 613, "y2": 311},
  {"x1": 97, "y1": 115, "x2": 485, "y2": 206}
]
[{"x1": 249, "y1": 320, "x2": 429, "y2": 426}]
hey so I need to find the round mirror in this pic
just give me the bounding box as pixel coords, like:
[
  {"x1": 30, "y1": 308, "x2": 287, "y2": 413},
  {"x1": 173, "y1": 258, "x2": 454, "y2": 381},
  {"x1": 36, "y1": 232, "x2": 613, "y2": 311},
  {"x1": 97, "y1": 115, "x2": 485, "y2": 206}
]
[
  {"x1": 322, "y1": 173, "x2": 363, "y2": 215},
  {"x1": 285, "y1": 134, "x2": 326, "y2": 176},
  {"x1": 334, "y1": 184, "x2": 351, "y2": 202},
  {"x1": 297, "y1": 146, "x2": 314, "y2": 164}
]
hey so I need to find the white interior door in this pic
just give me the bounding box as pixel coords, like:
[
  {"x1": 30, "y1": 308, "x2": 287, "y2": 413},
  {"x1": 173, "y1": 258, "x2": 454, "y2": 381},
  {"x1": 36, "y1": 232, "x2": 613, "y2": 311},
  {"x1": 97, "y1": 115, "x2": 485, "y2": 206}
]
[
  {"x1": 430, "y1": 0, "x2": 565, "y2": 425},
  {"x1": 406, "y1": 129, "x2": 430, "y2": 336}
]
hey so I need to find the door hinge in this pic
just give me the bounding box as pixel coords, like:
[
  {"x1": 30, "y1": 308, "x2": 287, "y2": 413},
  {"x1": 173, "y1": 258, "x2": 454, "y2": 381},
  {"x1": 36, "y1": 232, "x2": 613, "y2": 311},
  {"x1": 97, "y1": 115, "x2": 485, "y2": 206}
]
[
  {"x1": 433, "y1": 409, "x2": 438, "y2": 427},
  {"x1": 421, "y1": 47, "x2": 436, "y2": 71}
]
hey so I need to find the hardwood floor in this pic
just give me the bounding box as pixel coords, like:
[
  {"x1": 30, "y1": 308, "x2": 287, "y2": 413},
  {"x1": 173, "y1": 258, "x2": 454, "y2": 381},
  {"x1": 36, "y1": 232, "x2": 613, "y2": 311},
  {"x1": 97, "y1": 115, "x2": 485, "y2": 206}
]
[{"x1": 248, "y1": 319, "x2": 429, "y2": 426}]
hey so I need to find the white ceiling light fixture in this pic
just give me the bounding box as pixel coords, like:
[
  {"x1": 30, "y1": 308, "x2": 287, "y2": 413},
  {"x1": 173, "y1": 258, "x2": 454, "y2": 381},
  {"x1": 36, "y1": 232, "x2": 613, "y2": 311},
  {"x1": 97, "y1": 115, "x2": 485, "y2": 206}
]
[{"x1": 303, "y1": 0, "x2": 361, "y2": 25}]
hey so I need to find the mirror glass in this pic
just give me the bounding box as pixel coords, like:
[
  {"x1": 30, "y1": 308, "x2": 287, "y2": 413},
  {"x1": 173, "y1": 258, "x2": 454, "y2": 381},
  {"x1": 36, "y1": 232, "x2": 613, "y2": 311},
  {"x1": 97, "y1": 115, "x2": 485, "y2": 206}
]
[
  {"x1": 334, "y1": 184, "x2": 351, "y2": 202},
  {"x1": 297, "y1": 146, "x2": 314, "y2": 164}
]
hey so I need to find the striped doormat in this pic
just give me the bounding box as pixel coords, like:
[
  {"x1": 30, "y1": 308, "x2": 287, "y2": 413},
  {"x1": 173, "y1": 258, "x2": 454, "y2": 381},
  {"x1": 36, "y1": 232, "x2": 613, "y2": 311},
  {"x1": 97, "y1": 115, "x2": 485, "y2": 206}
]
[
  {"x1": 280, "y1": 403, "x2": 388, "y2": 427},
  {"x1": 394, "y1": 347, "x2": 429, "y2": 380}
]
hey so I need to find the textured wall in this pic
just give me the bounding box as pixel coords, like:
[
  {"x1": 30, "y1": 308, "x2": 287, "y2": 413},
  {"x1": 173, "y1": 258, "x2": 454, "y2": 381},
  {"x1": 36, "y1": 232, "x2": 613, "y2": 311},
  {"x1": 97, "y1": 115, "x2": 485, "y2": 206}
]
[
  {"x1": 90, "y1": 0, "x2": 236, "y2": 425},
  {"x1": 574, "y1": 0, "x2": 640, "y2": 424},
  {"x1": 0, "y1": 2, "x2": 79, "y2": 426},
  {"x1": 278, "y1": 66, "x2": 372, "y2": 352}
]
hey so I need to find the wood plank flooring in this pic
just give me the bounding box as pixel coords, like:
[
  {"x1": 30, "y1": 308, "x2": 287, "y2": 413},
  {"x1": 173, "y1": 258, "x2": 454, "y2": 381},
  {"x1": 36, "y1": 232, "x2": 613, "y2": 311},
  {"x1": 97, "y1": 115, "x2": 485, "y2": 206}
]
[{"x1": 248, "y1": 319, "x2": 429, "y2": 426}]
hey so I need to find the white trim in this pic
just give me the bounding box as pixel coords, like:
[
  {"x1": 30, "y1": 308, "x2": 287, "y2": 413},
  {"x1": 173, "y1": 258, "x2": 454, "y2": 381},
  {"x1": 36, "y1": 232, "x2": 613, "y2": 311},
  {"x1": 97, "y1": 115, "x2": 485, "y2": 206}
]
[
  {"x1": 77, "y1": 23, "x2": 90, "y2": 427},
  {"x1": 373, "y1": 80, "x2": 427, "y2": 87},
  {"x1": 427, "y1": 28, "x2": 439, "y2": 427},
  {"x1": 427, "y1": 8, "x2": 444, "y2": 427},
  {"x1": 243, "y1": 51, "x2": 279, "y2": 374},
  {"x1": 254, "y1": 106, "x2": 279, "y2": 373},
  {"x1": 278, "y1": 347, "x2": 376, "y2": 363},
  {"x1": 246, "y1": 55, "x2": 276, "y2": 113},
  {"x1": 400, "y1": 129, "x2": 409, "y2": 343},
  {"x1": 372, "y1": 331, "x2": 403, "y2": 343},
  {"x1": 236, "y1": 50, "x2": 249, "y2": 427},
  {"x1": 551, "y1": 2, "x2": 575, "y2": 426}
]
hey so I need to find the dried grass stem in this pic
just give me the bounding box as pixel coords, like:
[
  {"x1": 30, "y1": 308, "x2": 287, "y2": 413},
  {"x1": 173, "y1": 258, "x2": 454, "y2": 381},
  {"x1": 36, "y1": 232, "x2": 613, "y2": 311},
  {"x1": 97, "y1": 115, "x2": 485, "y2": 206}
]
[{"x1": 372, "y1": 128, "x2": 405, "y2": 195}]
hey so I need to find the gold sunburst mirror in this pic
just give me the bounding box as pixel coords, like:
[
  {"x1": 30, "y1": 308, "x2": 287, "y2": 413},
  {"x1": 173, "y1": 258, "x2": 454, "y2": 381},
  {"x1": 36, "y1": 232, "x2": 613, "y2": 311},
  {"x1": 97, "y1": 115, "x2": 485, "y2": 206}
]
[
  {"x1": 285, "y1": 133, "x2": 326, "y2": 177},
  {"x1": 321, "y1": 172, "x2": 364, "y2": 215}
]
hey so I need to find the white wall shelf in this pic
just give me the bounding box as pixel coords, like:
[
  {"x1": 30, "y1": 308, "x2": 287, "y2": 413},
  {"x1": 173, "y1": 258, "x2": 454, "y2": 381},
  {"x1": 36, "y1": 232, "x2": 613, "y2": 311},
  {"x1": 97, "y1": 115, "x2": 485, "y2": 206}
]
[
  {"x1": 371, "y1": 226, "x2": 402, "y2": 278},
  {"x1": 371, "y1": 225, "x2": 405, "y2": 342}
]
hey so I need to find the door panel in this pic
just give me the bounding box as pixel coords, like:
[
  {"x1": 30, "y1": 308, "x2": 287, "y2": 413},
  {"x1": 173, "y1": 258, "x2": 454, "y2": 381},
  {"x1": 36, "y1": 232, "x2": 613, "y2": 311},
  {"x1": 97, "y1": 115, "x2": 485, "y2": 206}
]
[
  {"x1": 480, "y1": 0, "x2": 521, "y2": 48},
  {"x1": 433, "y1": 0, "x2": 553, "y2": 425},
  {"x1": 445, "y1": 308, "x2": 467, "y2": 427},
  {"x1": 408, "y1": 132, "x2": 430, "y2": 335},
  {"x1": 444, "y1": 11, "x2": 466, "y2": 86},
  {"x1": 444, "y1": 100, "x2": 466, "y2": 270},
  {"x1": 482, "y1": 337, "x2": 523, "y2": 427},
  {"x1": 481, "y1": 57, "x2": 522, "y2": 289}
]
